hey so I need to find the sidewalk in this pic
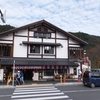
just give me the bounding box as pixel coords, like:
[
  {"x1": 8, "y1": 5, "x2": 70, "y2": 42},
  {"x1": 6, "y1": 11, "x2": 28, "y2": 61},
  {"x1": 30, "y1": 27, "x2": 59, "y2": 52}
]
[{"x1": 0, "y1": 79, "x2": 83, "y2": 88}]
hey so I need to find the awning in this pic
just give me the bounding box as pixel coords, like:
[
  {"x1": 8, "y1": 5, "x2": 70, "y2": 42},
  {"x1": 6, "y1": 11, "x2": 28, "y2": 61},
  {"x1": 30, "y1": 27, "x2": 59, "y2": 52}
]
[
  {"x1": 0, "y1": 58, "x2": 79, "y2": 67},
  {"x1": 22, "y1": 41, "x2": 62, "y2": 46},
  {"x1": 12, "y1": 66, "x2": 69, "y2": 69}
]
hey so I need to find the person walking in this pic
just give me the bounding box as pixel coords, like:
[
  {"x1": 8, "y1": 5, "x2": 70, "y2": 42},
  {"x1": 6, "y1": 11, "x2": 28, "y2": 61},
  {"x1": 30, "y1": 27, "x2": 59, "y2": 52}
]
[
  {"x1": 16, "y1": 71, "x2": 21, "y2": 85},
  {"x1": 20, "y1": 71, "x2": 25, "y2": 84}
]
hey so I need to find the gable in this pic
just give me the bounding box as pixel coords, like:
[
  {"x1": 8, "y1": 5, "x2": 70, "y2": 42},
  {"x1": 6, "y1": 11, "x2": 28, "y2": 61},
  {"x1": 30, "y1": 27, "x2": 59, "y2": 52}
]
[{"x1": 0, "y1": 20, "x2": 88, "y2": 46}]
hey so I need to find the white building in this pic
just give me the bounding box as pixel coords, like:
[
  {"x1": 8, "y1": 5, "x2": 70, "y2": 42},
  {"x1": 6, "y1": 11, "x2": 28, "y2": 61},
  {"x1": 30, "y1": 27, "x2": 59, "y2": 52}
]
[{"x1": 0, "y1": 20, "x2": 88, "y2": 81}]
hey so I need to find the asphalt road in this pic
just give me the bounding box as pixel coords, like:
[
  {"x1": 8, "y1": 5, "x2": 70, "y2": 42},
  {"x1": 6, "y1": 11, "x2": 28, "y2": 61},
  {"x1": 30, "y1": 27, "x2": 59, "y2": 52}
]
[
  {"x1": 0, "y1": 88, "x2": 15, "y2": 100},
  {"x1": 0, "y1": 84, "x2": 100, "y2": 100},
  {"x1": 56, "y1": 84, "x2": 100, "y2": 100}
]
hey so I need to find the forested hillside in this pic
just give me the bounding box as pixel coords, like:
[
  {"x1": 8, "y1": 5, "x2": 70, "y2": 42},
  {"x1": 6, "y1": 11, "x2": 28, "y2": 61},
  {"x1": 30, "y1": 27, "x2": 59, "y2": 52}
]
[
  {"x1": 0, "y1": 25, "x2": 100, "y2": 69},
  {"x1": 0, "y1": 25, "x2": 15, "y2": 33}
]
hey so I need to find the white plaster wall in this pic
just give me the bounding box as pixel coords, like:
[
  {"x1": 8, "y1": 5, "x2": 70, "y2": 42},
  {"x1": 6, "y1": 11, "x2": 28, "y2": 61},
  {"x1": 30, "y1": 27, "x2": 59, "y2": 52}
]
[
  {"x1": 56, "y1": 40, "x2": 68, "y2": 58},
  {"x1": 69, "y1": 37, "x2": 79, "y2": 44},
  {"x1": 0, "y1": 33, "x2": 13, "y2": 40},
  {"x1": 69, "y1": 45, "x2": 80, "y2": 47},
  {"x1": 56, "y1": 31, "x2": 66, "y2": 38},
  {"x1": 29, "y1": 56, "x2": 41, "y2": 58},
  {"x1": 29, "y1": 38, "x2": 42, "y2": 42},
  {"x1": 51, "y1": 33, "x2": 55, "y2": 38},
  {"x1": 43, "y1": 56, "x2": 55, "y2": 58},
  {"x1": 43, "y1": 38, "x2": 55, "y2": 43},
  {"x1": 29, "y1": 31, "x2": 34, "y2": 36},
  {"x1": 14, "y1": 37, "x2": 27, "y2": 57},
  {"x1": 15, "y1": 29, "x2": 28, "y2": 36},
  {"x1": 0, "y1": 41, "x2": 12, "y2": 44}
]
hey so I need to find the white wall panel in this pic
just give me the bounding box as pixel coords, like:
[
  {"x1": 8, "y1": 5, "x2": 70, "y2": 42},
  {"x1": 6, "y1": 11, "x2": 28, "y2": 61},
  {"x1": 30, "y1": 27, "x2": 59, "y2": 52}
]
[
  {"x1": 0, "y1": 33, "x2": 13, "y2": 40},
  {"x1": 51, "y1": 33, "x2": 55, "y2": 38},
  {"x1": 14, "y1": 37, "x2": 27, "y2": 57},
  {"x1": 43, "y1": 39, "x2": 55, "y2": 43},
  {"x1": 29, "y1": 38, "x2": 42, "y2": 42},
  {"x1": 15, "y1": 29, "x2": 28, "y2": 36},
  {"x1": 69, "y1": 45, "x2": 80, "y2": 47},
  {"x1": 69, "y1": 37, "x2": 79, "y2": 44},
  {"x1": 0, "y1": 41, "x2": 12, "y2": 44},
  {"x1": 56, "y1": 40, "x2": 68, "y2": 58},
  {"x1": 43, "y1": 56, "x2": 55, "y2": 58},
  {"x1": 56, "y1": 31, "x2": 66, "y2": 38},
  {"x1": 28, "y1": 56, "x2": 41, "y2": 58}
]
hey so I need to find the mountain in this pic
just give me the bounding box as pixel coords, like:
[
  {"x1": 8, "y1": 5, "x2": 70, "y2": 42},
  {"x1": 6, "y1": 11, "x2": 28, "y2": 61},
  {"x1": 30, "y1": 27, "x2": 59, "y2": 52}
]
[
  {"x1": 0, "y1": 25, "x2": 100, "y2": 69},
  {"x1": 0, "y1": 25, "x2": 15, "y2": 33}
]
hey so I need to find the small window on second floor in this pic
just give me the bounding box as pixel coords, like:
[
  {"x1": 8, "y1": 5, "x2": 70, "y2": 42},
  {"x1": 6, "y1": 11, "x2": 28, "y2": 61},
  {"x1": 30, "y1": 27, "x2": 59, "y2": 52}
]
[
  {"x1": 44, "y1": 46, "x2": 54, "y2": 54},
  {"x1": 30, "y1": 45, "x2": 40, "y2": 53}
]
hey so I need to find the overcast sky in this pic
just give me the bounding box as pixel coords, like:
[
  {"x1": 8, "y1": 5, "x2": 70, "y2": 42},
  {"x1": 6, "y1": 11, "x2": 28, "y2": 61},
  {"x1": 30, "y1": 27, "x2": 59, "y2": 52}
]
[{"x1": 0, "y1": 0, "x2": 100, "y2": 36}]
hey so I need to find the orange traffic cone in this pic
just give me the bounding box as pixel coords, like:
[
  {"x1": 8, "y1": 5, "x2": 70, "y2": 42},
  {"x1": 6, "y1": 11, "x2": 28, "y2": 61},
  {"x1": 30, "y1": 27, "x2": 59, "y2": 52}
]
[{"x1": 78, "y1": 78, "x2": 81, "y2": 82}]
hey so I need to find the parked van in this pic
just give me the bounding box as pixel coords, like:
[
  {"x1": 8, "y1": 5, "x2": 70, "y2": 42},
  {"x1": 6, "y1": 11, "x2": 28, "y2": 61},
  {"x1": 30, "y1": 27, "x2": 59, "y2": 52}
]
[{"x1": 83, "y1": 71, "x2": 100, "y2": 88}]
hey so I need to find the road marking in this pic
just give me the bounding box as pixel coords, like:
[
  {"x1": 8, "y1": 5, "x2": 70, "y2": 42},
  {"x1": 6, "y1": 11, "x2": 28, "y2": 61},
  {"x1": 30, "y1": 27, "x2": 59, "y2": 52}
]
[
  {"x1": 12, "y1": 95, "x2": 69, "y2": 100},
  {"x1": 16, "y1": 86, "x2": 55, "y2": 90},
  {"x1": 11, "y1": 92, "x2": 65, "y2": 98},
  {"x1": 63, "y1": 89, "x2": 100, "y2": 93},
  {"x1": 15, "y1": 88, "x2": 58, "y2": 92},
  {"x1": 13, "y1": 90, "x2": 60, "y2": 95},
  {"x1": 15, "y1": 86, "x2": 57, "y2": 92},
  {"x1": 11, "y1": 86, "x2": 72, "y2": 100}
]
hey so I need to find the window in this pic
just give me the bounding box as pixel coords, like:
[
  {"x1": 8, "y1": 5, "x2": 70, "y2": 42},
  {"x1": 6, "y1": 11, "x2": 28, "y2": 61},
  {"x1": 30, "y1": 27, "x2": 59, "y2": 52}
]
[
  {"x1": 44, "y1": 69, "x2": 54, "y2": 76},
  {"x1": 0, "y1": 45, "x2": 12, "y2": 57},
  {"x1": 30, "y1": 45, "x2": 40, "y2": 53},
  {"x1": 69, "y1": 47, "x2": 83, "y2": 58},
  {"x1": 44, "y1": 46, "x2": 54, "y2": 54}
]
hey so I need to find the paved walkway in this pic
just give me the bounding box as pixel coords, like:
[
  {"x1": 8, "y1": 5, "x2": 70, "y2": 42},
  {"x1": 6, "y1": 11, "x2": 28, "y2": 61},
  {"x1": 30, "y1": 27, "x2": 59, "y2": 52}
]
[{"x1": 0, "y1": 79, "x2": 83, "y2": 88}]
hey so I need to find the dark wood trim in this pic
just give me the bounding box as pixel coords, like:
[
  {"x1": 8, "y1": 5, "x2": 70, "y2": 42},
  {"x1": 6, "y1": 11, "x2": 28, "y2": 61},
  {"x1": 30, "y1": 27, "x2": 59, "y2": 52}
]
[
  {"x1": 27, "y1": 28, "x2": 30, "y2": 58},
  {"x1": 42, "y1": 38, "x2": 43, "y2": 58},
  {"x1": 55, "y1": 31, "x2": 57, "y2": 58},
  {"x1": 12, "y1": 32, "x2": 14, "y2": 57}
]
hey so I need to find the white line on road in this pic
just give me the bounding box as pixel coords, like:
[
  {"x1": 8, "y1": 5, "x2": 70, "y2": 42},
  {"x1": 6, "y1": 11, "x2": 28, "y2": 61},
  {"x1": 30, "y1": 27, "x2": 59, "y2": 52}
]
[
  {"x1": 12, "y1": 95, "x2": 69, "y2": 100},
  {"x1": 63, "y1": 89, "x2": 100, "y2": 93},
  {"x1": 13, "y1": 90, "x2": 60, "y2": 95},
  {"x1": 11, "y1": 92, "x2": 65, "y2": 98}
]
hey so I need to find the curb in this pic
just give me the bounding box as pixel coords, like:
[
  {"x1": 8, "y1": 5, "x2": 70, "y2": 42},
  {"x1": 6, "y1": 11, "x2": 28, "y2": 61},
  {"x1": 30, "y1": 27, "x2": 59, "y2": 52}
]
[
  {"x1": 0, "y1": 85, "x2": 15, "y2": 89},
  {"x1": 16, "y1": 84, "x2": 53, "y2": 88},
  {"x1": 0, "y1": 82, "x2": 83, "y2": 88},
  {"x1": 55, "y1": 82, "x2": 83, "y2": 86}
]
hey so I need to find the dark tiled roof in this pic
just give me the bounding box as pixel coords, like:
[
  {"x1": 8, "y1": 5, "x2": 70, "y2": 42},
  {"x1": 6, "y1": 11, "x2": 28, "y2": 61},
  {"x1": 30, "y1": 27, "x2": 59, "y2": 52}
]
[{"x1": 0, "y1": 58, "x2": 79, "y2": 67}]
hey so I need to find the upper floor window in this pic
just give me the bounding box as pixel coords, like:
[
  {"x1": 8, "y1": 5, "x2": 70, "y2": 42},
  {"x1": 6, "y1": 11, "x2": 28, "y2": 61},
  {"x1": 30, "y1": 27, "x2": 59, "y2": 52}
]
[
  {"x1": 0, "y1": 44, "x2": 12, "y2": 57},
  {"x1": 69, "y1": 47, "x2": 83, "y2": 58},
  {"x1": 30, "y1": 45, "x2": 40, "y2": 53},
  {"x1": 44, "y1": 46, "x2": 54, "y2": 54}
]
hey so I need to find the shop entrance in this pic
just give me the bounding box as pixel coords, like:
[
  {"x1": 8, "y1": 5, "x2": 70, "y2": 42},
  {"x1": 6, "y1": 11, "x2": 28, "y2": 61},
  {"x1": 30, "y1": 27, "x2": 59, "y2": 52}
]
[{"x1": 23, "y1": 69, "x2": 43, "y2": 80}]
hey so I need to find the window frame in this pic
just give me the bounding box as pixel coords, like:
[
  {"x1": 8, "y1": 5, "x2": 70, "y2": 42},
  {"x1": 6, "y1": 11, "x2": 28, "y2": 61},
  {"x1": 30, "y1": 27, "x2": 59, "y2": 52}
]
[
  {"x1": 30, "y1": 45, "x2": 40, "y2": 54},
  {"x1": 44, "y1": 45, "x2": 55, "y2": 54}
]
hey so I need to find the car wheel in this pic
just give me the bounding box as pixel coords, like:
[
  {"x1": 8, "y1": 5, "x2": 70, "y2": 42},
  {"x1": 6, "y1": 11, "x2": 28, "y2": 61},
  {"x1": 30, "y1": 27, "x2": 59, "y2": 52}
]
[
  {"x1": 90, "y1": 83, "x2": 95, "y2": 88},
  {"x1": 83, "y1": 82, "x2": 87, "y2": 86}
]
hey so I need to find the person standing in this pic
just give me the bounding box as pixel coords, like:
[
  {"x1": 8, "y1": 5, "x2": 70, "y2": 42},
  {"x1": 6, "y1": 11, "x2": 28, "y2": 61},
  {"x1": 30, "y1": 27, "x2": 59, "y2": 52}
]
[{"x1": 78, "y1": 69, "x2": 82, "y2": 81}]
